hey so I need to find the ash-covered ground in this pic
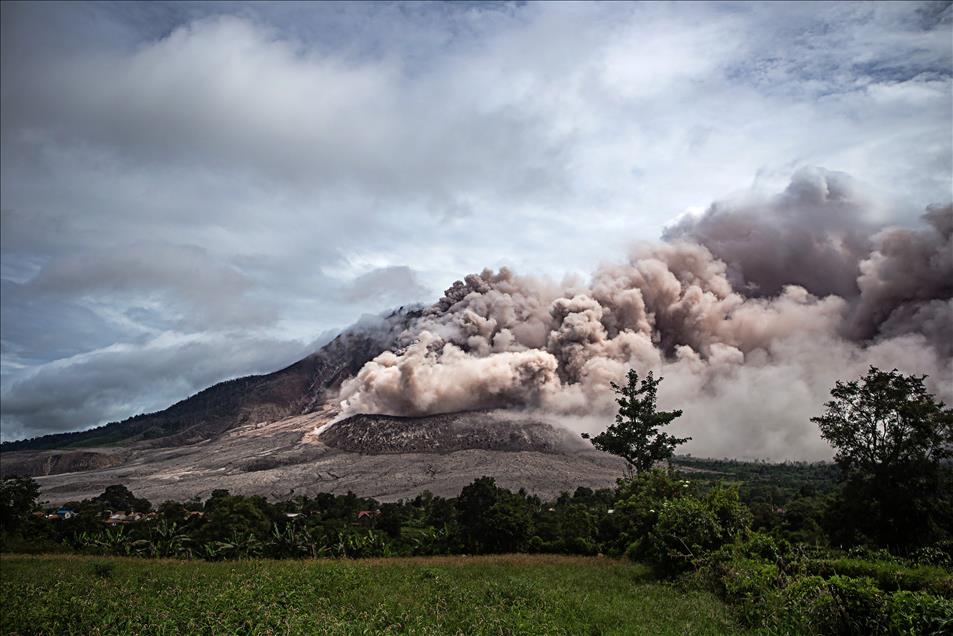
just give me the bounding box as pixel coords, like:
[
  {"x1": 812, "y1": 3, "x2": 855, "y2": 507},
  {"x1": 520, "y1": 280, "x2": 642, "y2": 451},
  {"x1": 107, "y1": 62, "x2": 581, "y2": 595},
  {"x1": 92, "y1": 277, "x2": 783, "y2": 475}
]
[{"x1": 14, "y1": 409, "x2": 624, "y2": 505}]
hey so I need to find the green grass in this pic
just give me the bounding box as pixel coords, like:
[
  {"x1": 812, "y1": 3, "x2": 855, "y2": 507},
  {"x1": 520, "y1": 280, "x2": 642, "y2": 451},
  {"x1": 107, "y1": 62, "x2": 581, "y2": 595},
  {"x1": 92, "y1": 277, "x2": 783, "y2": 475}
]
[{"x1": 1, "y1": 554, "x2": 748, "y2": 635}]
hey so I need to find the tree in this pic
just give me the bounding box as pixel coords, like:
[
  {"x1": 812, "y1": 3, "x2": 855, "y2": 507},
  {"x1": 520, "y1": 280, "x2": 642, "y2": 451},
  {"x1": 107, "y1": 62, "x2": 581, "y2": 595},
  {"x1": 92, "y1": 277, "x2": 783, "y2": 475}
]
[
  {"x1": 812, "y1": 367, "x2": 953, "y2": 549},
  {"x1": 456, "y1": 477, "x2": 530, "y2": 553},
  {"x1": 812, "y1": 367, "x2": 953, "y2": 474},
  {"x1": 94, "y1": 484, "x2": 152, "y2": 513},
  {"x1": 0, "y1": 476, "x2": 41, "y2": 532},
  {"x1": 583, "y1": 369, "x2": 690, "y2": 473}
]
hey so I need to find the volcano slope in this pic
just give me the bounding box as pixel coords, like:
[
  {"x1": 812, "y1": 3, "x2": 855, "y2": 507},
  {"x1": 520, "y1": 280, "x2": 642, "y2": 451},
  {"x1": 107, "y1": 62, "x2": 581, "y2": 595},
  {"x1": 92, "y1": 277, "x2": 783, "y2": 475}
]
[{"x1": 3, "y1": 409, "x2": 624, "y2": 505}]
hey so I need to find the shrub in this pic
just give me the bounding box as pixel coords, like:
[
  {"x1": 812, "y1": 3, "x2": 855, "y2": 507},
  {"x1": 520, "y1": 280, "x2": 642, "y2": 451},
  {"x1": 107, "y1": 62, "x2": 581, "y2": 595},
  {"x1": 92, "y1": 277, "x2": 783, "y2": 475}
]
[
  {"x1": 886, "y1": 590, "x2": 953, "y2": 636},
  {"x1": 910, "y1": 540, "x2": 953, "y2": 568},
  {"x1": 526, "y1": 535, "x2": 545, "y2": 554},
  {"x1": 614, "y1": 469, "x2": 689, "y2": 540},
  {"x1": 776, "y1": 575, "x2": 832, "y2": 633},
  {"x1": 773, "y1": 575, "x2": 886, "y2": 635},
  {"x1": 643, "y1": 497, "x2": 721, "y2": 576},
  {"x1": 826, "y1": 575, "x2": 888, "y2": 635},
  {"x1": 704, "y1": 482, "x2": 752, "y2": 541},
  {"x1": 805, "y1": 557, "x2": 953, "y2": 597},
  {"x1": 719, "y1": 557, "x2": 779, "y2": 626},
  {"x1": 739, "y1": 531, "x2": 784, "y2": 562}
]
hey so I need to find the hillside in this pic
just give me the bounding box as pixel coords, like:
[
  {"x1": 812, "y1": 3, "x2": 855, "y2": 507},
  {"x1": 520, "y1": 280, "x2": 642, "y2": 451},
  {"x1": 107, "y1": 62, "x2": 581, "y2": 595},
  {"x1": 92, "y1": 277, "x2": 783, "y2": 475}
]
[{"x1": 0, "y1": 325, "x2": 398, "y2": 455}]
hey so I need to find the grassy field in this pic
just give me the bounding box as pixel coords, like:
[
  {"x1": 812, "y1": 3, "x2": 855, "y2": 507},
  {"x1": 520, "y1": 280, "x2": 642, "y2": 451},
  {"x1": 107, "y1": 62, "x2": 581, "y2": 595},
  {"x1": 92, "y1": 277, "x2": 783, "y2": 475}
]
[{"x1": 1, "y1": 554, "x2": 748, "y2": 635}]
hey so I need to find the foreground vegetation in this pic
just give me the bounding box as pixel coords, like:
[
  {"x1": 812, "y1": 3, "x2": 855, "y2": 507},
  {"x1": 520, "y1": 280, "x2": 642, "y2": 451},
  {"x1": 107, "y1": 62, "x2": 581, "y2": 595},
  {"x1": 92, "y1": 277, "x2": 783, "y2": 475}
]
[
  {"x1": 1, "y1": 554, "x2": 745, "y2": 636},
  {"x1": 3, "y1": 469, "x2": 950, "y2": 635}
]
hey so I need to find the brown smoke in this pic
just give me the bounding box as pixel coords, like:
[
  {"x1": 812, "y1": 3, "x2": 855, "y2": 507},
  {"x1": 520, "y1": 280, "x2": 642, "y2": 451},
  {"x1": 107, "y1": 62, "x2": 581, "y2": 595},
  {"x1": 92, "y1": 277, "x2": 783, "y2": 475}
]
[{"x1": 338, "y1": 173, "x2": 953, "y2": 460}]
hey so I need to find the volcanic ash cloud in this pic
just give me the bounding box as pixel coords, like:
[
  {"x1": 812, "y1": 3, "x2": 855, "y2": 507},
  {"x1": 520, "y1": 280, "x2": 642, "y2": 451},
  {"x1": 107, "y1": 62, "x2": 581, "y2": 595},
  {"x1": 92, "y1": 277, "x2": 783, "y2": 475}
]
[{"x1": 338, "y1": 170, "x2": 953, "y2": 460}]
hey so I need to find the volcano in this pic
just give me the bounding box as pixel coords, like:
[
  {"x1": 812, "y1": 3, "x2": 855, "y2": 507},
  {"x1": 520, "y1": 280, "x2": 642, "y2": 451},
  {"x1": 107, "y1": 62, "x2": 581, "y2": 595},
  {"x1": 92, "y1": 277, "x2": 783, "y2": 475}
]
[{"x1": 0, "y1": 325, "x2": 625, "y2": 503}]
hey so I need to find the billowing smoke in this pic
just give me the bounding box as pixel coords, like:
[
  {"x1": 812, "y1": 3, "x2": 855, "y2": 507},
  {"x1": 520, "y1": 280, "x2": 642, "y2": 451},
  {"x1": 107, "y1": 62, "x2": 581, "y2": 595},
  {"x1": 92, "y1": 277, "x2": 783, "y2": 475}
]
[{"x1": 338, "y1": 170, "x2": 953, "y2": 460}]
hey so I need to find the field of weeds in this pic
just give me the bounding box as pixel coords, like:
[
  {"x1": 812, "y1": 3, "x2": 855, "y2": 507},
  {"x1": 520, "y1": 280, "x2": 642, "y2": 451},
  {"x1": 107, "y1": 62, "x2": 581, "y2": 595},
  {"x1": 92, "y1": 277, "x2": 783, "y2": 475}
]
[{"x1": 1, "y1": 554, "x2": 746, "y2": 635}]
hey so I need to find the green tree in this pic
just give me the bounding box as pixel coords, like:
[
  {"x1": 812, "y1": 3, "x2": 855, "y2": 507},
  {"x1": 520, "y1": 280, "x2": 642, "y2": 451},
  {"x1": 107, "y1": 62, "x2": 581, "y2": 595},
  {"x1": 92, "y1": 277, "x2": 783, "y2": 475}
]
[
  {"x1": 812, "y1": 367, "x2": 953, "y2": 549},
  {"x1": 583, "y1": 369, "x2": 690, "y2": 473},
  {"x1": 456, "y1": 477, "x2": 530, "y2": 553},
  {"x1": 94, "y1": 484, "x2": 152, "y2": 513},
  {"x1": 0, "y1": 476, "x2": 41, "y2": 532}
]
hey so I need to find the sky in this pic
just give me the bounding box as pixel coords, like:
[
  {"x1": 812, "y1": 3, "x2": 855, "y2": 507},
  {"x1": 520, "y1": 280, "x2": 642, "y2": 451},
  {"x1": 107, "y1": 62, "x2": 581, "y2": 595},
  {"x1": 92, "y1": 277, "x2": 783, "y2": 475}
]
[{"x1": 1, "y1": 1, "x2": 951, "y2": 442}]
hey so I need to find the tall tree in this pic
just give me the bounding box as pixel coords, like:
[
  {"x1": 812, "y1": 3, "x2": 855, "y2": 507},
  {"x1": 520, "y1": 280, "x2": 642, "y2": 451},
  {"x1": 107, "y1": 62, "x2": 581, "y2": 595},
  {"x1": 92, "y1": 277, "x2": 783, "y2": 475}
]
[
  {"x1": 583, "y1": 370, "x2": 689, "y2": 474},
  {"x1": 812, "y1": 366, "x2": 953, "y2": 549},
  {"x1": 0, "y1": 476, "x2": 41, "y2": 532}
]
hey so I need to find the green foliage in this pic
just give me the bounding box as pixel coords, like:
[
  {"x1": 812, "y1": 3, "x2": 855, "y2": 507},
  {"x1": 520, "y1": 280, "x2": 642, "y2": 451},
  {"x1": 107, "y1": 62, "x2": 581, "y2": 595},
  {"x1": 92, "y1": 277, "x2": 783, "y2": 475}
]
[
  {"x1": 615, "y1": 470, "x2": 750, "y2": 576},
  {"x1": 0, "y1": 475, "x2": 41, "y2": 532},
  {"x1": 812, "y1": 366, "x2": 953, "y2": 550},
  {"x1": 94, "y1": 484, "x2": 152, "y2": 513},
  {"x1": 702, "y1": 532, "x2": 953, "y2": 635},
  {"x1": 911, "y1": 540, "x2": 953, "y2": 568},
  {"x1": 804, "y1": 557, "x2": 953, "y2": 597},
  {"x1": 719, "y1": 557, "x2": 779, "y2": 626},
  {"x1": 583, "y1": 369, "x2": 689, "y2": 473},
  {"x1": 886, "y1": 590, "x2": 953, "y2": 636},
  {"x1": 775, "y1": 575, "x2": 831, "y2": 633},
  {"x1": 647, "y1": 496, "x2": 722, "y2": 575},
  {"x1": 613, "y1": 468, "x2": 690, "y2": 550},
  {"x1": 456, "y1": 477, "x2": 531, "y2": 553},
  {"x1": 812, "y1": 367, "x2": 953, "y2": 474},
  {"x1": 3, "y1": 454, "x2": 951, "y2": 634}
]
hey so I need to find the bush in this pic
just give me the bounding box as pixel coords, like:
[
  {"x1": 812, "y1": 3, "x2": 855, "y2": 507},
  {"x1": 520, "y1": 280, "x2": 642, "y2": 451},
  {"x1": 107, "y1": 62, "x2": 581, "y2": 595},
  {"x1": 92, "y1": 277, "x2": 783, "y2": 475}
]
[
  {"x1": 826, "y1": 575, "x2": 888, "y2": 635},
  {"x1": 772, "y1": 575, "x2": 887, "y2": 635},
  {"x1": 614, "y1": 469, "x2": 690, "y2": 538},
  {"x1": 805, "y1": 557, "x2": 953, "y2": 597},
  {"x1": 771, "y1": 573, "x2": 952, "y2": 635},
  {"x1": 700, "y1": 532, "x2": 953, "y2": 635},
  {"x1": 886, "y1": 590, "x2": 953, "y2": 636},
  {"x1": 719, "y1": 557, "x2": 779, "y2": 626},
  {"x1": 634, "y1": 482, "x2": 751, "y2": 577},
  {"x1": 776, "y1": 575, "x2": 832, "y2": 633},
  {"x1": 643, "y1": 497, "x2": 721, "y2": 576},
  {"x1": 910, "y1": 540, "x2": 953, "y2": 568}
]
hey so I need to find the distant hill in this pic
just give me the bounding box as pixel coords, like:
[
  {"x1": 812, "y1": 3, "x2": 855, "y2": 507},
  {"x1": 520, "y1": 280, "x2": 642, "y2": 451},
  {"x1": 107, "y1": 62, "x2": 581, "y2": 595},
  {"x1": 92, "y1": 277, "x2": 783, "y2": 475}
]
[{"x1": 0, "y1": 326, "x2": 398, "y2": 453}]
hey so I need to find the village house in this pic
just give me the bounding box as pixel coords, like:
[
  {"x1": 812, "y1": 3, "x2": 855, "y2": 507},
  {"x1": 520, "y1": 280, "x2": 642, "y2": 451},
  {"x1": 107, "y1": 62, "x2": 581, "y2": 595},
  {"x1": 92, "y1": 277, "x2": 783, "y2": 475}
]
[{"x1": 104, "y1": 511, "x2": 145, "y2": 525}]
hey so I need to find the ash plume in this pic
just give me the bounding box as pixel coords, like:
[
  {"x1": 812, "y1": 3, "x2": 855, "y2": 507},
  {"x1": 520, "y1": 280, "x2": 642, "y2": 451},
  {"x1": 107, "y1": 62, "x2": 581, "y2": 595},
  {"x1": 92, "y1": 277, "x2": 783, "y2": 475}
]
[{"x1": 338, "y1": 171, "x2": 953, "y2": 460}]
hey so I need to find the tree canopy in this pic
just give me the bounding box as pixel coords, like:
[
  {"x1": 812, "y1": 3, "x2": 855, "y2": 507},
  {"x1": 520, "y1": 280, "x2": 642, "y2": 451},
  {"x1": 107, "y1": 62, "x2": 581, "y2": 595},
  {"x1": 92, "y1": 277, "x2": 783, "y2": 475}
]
[
  {"x1": 583, "y1": 369, "x2": 690, "y2": 473},
  {"x1": 811, "y1": 366, "x2": 953, "y2": 477},
  {"x1": 812, "y1": 366, "x2": 953, "y2": 550}
]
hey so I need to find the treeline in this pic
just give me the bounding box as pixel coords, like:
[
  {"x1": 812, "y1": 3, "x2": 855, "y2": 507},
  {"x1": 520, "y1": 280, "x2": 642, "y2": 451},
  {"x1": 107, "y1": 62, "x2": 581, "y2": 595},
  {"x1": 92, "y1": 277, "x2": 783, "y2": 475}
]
[{"x1": 2, "y1": 477, "x2": 636, "y2": 559}]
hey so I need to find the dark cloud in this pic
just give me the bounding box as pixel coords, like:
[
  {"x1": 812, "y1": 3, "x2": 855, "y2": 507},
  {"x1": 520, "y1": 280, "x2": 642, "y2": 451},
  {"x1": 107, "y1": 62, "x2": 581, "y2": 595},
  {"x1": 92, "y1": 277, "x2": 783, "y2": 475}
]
[
  {"x1": 849, "y1": 204, "x2": 953, "y2": 350},
  {"x1": 0, "y1": 279, "x2": 133, "y2": 364},
  {"x1": 665, "y1": 172, "x2": 953, "y2": 355},
  {"x1": 663, "y1": 167, "x2": 875, "y2": 299}
]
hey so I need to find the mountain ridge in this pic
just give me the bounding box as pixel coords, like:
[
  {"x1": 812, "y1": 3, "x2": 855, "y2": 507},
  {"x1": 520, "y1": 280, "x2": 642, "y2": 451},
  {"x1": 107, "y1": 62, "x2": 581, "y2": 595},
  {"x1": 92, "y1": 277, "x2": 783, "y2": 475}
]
[{"x1": 0, "y1": 324, "x2": 400, "y2": 453}]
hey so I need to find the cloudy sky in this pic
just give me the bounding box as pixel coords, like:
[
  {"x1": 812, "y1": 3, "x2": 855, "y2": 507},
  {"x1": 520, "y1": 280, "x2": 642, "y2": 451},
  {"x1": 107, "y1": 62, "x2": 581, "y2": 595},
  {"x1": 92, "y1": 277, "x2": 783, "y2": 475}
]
[{"x1": 1, "y1": 1, "x2": 951, "y2": 441}]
